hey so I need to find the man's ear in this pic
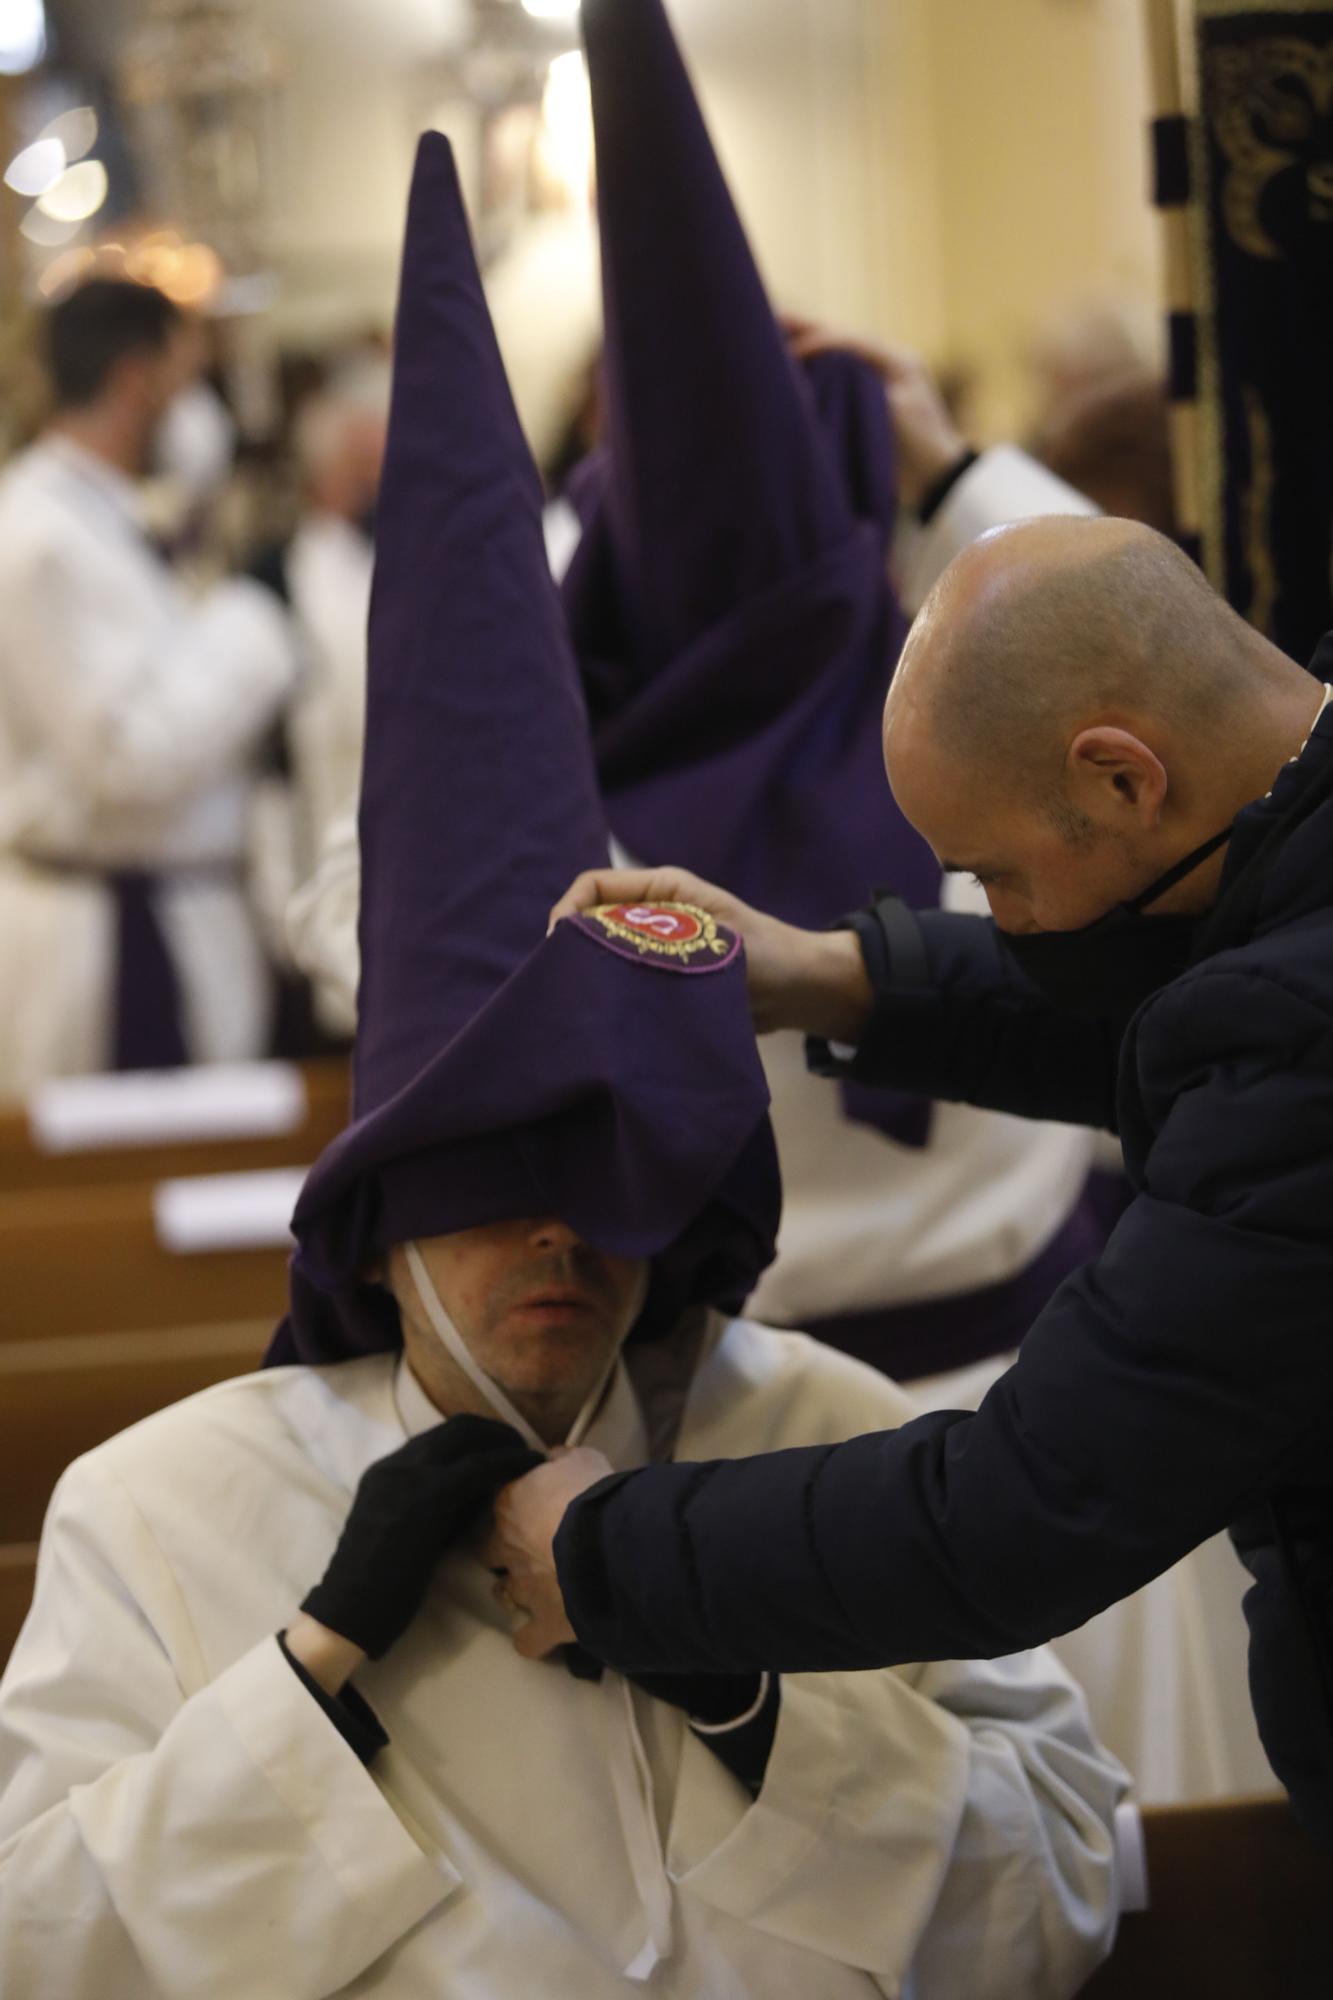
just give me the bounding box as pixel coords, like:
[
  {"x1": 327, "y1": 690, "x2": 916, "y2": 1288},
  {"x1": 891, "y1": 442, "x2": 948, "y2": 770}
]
[{"x1": 1067, "y1": 725, "x2": 1168, "y2": 827}]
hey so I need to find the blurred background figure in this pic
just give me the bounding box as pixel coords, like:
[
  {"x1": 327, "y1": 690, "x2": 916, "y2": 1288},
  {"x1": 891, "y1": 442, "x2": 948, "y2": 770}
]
[
  {"x1": 0, "y1": 276, "x2": 296, "y2": 1089},
  {"x1": 235, "y1": 354, "x2": 390, "y2": 1051},
  {"x1": 283, "y1": 360, "x2": 389, "y2": 878},
  {"x1": 1037, "y1": 369, "x2": 1177, "y2": 539},
  {"x1": 238, "y1": 356, "x2": 390, "y2": 1038},
  {"x1": 1024, "y1": 297, "x2": 1175, "y2": 539},
  {"x1": 1024, "y1": 295, "x2": 1163, "y2": 451}
]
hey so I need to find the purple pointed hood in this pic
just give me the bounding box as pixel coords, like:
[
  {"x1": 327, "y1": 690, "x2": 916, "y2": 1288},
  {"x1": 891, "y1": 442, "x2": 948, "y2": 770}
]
[
  {"x1": 563, "y1": 0, "x2": 937, "y2": 926},
  {"x1": 576, "y1": 0, "x2": 851, "y2": 671},
  {"x1": 270, "y1": 132, "x2": 779, "y2": 1367},
  {"x1": 561, "y1": 0, "x2": 939, "y2": 1146}
]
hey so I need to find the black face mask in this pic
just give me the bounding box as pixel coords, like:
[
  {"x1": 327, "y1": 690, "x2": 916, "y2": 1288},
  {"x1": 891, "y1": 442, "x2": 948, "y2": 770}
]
[{"x1": 998, "y1": 825, "x2": 1233, "y2": 1025}]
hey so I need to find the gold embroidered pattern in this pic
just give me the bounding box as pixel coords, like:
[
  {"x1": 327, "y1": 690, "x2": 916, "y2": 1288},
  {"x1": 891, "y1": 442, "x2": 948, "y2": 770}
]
[
  {"x1": 585, "y1": 901, "x2": 735, "y2": 964},
  {"x1": 1208, "y1": 34, "x2": 1333, "y2": 259}
]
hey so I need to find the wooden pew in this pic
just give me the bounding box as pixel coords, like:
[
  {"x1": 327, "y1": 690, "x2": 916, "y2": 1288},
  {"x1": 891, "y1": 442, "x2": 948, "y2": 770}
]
[
  {"x1": 0, "y1": 1180, "x2": 293, "y2": 1344},
  {"x1": 0, "y1": 1057, "x2": 349, "y2": 1195},
  {"x1": 1080, "y1": 1793, "x2": 1333, "y2": 1998},
  {"x1": 0, "y1": 1320, "x2": 270, "y2": 1547},
  {"x1": 0, "y1": 1066, "x2": 348, "y2": 1672},
  {"x1": 0, "y1": 1155, "x2": 297, "y2": 1646}
]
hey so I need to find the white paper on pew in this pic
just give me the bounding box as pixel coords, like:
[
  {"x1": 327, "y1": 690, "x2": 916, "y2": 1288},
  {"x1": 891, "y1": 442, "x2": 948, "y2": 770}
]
[
  {"x1": 153, "y1": 1168, "x2": 308, "y2": 1254},
  {"x1": 28, "y1": 1063, "x2": 308, "y2": 1155}
]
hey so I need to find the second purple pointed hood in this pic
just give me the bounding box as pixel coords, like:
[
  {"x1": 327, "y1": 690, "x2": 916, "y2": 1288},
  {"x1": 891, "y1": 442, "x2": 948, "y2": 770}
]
[
  {"x1": 562, "y1": 0, "x2": 938, "y2": 924},
  {"x1": 560, "y1": 0, "x2": 941, "y2": 1152}
]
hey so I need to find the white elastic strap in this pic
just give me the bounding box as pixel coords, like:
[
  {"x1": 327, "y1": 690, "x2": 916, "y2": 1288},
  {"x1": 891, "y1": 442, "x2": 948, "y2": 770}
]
[
  {"x1": 564, "y1": 1343, "x2": 625, "y2": 1450},
  {"x1": 403, "y1": 1241, "x2": 630, "y2": 1454},
  {"x1": 604, "y1": 1674, "x2": 675, "y2": 1979},
  {"x1": 689, "y1": 1671, "x2": 772, "y2": 1736},
  {"x1": 405, "y1": 1242, "x2": 546, "y2": 1452}
]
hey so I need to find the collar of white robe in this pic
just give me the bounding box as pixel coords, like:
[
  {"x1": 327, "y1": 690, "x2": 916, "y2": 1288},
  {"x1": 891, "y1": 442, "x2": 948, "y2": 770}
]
[
  {"x1": 403, "y1": 1239, "x2": 633, "y2": 1455},
  {"x1": 404, "y1": 1239, "x2": 673, "y2": 1978}
]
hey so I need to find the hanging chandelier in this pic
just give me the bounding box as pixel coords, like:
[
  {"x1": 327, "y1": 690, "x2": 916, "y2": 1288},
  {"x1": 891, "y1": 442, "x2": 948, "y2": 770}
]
[{"x1": 118, "y1": 0, "x2": 285, "y2": 278}]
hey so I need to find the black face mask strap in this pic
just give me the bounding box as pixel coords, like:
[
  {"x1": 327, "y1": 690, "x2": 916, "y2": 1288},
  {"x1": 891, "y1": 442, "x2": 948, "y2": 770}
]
[{"x1": 1127, "y1": 825, "x2": 1234, "y2": 914}]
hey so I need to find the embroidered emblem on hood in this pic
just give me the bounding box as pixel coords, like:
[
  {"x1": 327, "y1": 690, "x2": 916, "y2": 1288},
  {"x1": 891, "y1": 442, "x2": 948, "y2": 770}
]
[{"x1": 574, "y1": 902, "x2": 741, "y2": 973}]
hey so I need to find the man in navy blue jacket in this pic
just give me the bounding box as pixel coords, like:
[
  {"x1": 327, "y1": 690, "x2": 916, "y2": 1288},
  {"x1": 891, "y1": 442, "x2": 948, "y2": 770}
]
[{"x1": 486, "y1": 514, "x2": 1333, "y2": 1842}]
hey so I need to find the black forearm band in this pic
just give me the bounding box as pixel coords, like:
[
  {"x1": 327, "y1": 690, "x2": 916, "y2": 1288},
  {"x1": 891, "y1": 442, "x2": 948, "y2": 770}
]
[{"x1": 278, "y1": 1631, "x2": 389, "y2": 1766}]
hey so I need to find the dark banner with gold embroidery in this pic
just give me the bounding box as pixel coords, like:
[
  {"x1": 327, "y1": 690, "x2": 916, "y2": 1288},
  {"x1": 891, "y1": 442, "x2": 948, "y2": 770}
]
[{"x1": 1190, "y1": 2, "x2": 1333, "y2": 663}]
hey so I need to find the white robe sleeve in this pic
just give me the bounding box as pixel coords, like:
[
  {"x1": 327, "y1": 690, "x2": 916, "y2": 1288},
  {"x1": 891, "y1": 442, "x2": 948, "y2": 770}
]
[
  {"x1": 668, "y1": 1649, "x2": 1121, "y2": 2000},
  {"x1": 0, "y1": 1463, "x2": 458, "y2": 2000},
  {"x1": 2, "y1": 542, "x2": 296, "y2": 813},
  {"x1": 892, "y1": 445, "x2": 1099, "y2": 616}
]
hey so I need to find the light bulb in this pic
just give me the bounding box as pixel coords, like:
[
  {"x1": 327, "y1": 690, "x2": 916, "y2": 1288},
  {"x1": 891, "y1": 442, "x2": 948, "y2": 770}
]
[
  {"x1": 37, "y1": 159, "x2": 109, "y2": 224},
  {"x1": 0, "y1": 0, "x2": 46, "y2": 77},
  {"x1": 4, "y1": 136, "x2": 64, "y2": 197}
]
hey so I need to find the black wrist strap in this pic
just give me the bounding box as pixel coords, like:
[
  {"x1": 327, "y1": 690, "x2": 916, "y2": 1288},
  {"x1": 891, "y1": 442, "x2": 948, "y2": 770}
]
[
  {"x1": 917, "y1": 447, "x2": 980, "y2": 525},
  {"x1": 862, "y1": 889, "x2": 930, "y2": 990},
  {"x1": 806, "y1": 893, "x2": 928, "y2": 1078},
  {"x1": 278, "y1": 1631, "x2": 389, "y2": 1766}
]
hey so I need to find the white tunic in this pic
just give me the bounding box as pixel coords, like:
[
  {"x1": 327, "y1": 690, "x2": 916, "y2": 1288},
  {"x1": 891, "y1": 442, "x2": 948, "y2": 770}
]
[
  {"x1": 0, "y1": 1319, "x2": 1123, "y2": 1999},
  {"x1": 890, "y1": 445, "x2": 1099, "y2": 620},
  {"x1": 0, "y1": 436, "x2": 297, "y2": 1089}
]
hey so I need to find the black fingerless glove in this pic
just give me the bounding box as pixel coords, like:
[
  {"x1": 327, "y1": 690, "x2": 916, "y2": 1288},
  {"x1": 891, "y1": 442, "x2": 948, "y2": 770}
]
[{"x1": 302, "y1": 1413, "x2": 542, "y2": 1660}]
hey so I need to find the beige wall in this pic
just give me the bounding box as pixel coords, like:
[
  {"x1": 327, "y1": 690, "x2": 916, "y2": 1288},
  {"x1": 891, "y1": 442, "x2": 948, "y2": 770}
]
[
  {"x1": 911, "y1": 0, "x2": 1160, "y2": 438},
  {"x1": 683, "y1": 0, "x2": 946, "y2": 353},
  {"x1": 259, "y1": 0, "x2": 1162, "y2": 454},
  {"x1": 689, "y1": 0, "x2": 1160, "y2": 439}
]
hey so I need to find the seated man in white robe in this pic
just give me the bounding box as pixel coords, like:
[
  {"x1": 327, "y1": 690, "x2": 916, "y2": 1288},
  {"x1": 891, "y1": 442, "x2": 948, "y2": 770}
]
[{"x1": 0, "y1": 135, "x2": 1125, "y2": 2000}]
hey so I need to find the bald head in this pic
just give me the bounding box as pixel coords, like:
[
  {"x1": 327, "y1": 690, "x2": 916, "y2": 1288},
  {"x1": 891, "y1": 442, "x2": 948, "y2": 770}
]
[
  {"x1": 882, "y1": 516, "x2": 1322, "y2": 936},
  {"x1": 889, "y1": 516, "x2": 1275, "y2": 782}
]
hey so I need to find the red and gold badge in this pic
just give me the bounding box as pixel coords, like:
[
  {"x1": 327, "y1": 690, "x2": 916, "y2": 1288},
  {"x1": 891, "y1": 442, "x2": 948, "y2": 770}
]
[{"x1": 573, "y1": 902, "x2": 741, "y2": 974}]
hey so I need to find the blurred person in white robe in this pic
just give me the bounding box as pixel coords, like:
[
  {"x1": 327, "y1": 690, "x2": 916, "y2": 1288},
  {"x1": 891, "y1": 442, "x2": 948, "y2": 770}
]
[{"x1": 0, "y1": 279, "x2": 297, "y2": 1090}]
